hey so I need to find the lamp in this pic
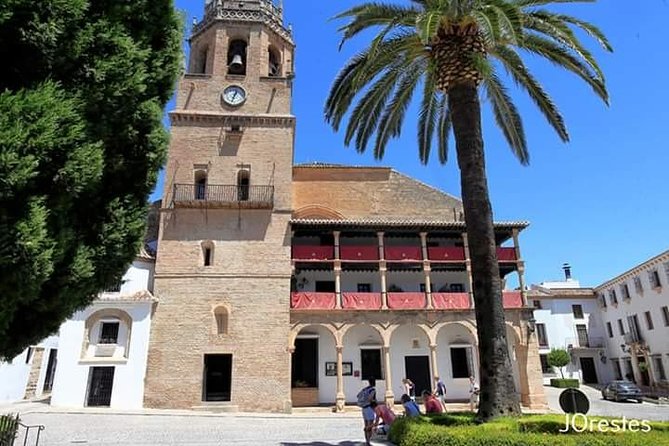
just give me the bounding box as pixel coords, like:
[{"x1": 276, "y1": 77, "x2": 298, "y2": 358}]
[{"x1": 527, "y1": 316, "x2": 536, "y2": 335}]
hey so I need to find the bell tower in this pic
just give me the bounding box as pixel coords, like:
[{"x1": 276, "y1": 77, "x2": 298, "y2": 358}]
[{"x1": 145, "y1": 0, "x2": 295, "y2": 413}]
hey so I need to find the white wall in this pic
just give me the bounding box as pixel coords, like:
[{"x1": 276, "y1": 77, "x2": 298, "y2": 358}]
[
  {"x1": 50, "y1": 301, "x2": 153, "y2": 409},
  {"x1": 0, "y1": 336, "x2": 58, "y2": 403},
  {"x1": 119, "y1": 260, "x2": 153, "y2": 294}
]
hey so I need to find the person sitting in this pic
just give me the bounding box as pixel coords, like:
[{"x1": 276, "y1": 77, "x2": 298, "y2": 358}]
[
  {"x1": 400, "y1": 393, "x2": 420, "y2": 417},
  {"x1": 422, "y1": 390, "x2": 443, "y2": 414},
  {"x1": 370, "y1": 400, "x2": 396, "y2": 435}
]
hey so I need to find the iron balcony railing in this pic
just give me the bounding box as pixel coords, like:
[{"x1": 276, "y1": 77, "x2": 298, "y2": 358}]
[
  {"x1": 566, "y1": 337, "x2": 605, "y2": 349},
  {"x1": 173, "y1": 184, "x2": 274, "y2": 208}
]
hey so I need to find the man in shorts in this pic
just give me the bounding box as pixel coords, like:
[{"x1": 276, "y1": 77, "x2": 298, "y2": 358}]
[{"x1": 357, "y1": 379, "x2": 377, "y2": 446}]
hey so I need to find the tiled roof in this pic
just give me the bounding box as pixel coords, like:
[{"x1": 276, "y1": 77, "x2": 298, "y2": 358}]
[
  {"x1": 293, "y1": 162, "x2": 389, "y2": 170},
  {"x1": 137, "y1": 244, "x2": 156, "y2": 261},
  {"x1": 527, "y1": 287, "x2": 595, "y2": 299},
  {"x1": 291, "y1": 218, "x2": 529, "y2": 230}
]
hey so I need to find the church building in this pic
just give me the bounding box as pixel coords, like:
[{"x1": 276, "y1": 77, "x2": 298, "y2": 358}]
[{"x1": 143, "y1": 0, "x2": 546, "y2": 413}]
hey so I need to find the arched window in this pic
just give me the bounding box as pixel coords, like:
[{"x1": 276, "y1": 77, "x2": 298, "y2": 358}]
[
  {"x1": 214, "y1": 306, "x2": 229, "y2": 335},
  {"x1": 201, "y1": 241, "x2": 215, "y2": 267},
  {"x1": 237, "y1": 169, "x2": 250, "y2": 201},
  {"x1": 193, "y1": 45, "x2": 209, "y2": 74},
  {"x1": 227, "y1": 39, "x2": 247, "y2": 76},
  {"x1": 268, "y1": 46, "x2": 281, "y2": 77},
  {"x1": 82, "y1": 309, "x2": 133, "y2": 360},
  {"x1": 194, "y1": 170, "x2": 207, "y2": 200}
]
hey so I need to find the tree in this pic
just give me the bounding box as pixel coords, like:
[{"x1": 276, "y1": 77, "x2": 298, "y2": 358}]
[
  {"x1": 547, "y1": 348, "x2": 570, "y2": 378},
  {"x1": 325, "y1": 0, "x2": 610, "y2": 421},
  {"x1": 0, "y1": 0, "x2": 182, "y2": 359}
]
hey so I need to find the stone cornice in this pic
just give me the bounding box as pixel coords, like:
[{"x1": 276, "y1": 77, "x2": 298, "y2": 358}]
[
  {"x1": 170, "y1": 111, "x2": 295, "y2": 127},
  {"x1": 595, "y1": 249, "x2": 669, "y2": 291}
]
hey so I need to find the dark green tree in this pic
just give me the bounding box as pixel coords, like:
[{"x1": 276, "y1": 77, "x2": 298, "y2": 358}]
[
  {"x1": 326, "y1": 0, "x2": 610, "y2": 421},
  {"x1": 0, "y1": 0, "x2": 182, "y2": 358},
  {"x1": 547, "y1": 348, "x2": 571, "y2": 378}
]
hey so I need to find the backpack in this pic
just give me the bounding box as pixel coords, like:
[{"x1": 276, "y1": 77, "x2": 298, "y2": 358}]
[
  {"x1": 437, "y1": 381, "x2": 446, "y2": 396},
  {"x1": 356, "y1": 386, "x2": 374, "y2": 407}
]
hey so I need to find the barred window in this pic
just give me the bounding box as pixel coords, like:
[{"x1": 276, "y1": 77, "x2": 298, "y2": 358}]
[{"x1": 634, "y1": 276, "x2": 643, "y2": 293}]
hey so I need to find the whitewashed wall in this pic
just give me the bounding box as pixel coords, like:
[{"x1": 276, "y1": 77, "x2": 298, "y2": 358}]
[{"x1": 0, "y1": 336, "x2": 58, "y2": 403}]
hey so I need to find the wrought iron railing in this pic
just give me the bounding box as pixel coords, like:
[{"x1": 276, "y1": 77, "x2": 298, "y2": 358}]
[
  {"x1": 566, "y1": 337, "x2": 605, "y2": 348},
  {"x1": 0, "y1": 415, "x2": 45, "y2": 446},
  {"x1": 173, "y1": 184, "x2": 274, "y2": 207}
]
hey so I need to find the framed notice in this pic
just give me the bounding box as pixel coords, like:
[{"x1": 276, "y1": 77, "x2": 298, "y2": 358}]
[
  {"x1": 325, "y1": 362, "x2": 337, "y2": 376},
  {"x1": 342, "y1": 362, "x2": 353, "y2": 376}
]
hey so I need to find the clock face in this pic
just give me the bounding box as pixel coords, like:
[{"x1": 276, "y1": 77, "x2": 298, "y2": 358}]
[{"x1": 222, "y1": 85, "x2": 247, "y2": 106}]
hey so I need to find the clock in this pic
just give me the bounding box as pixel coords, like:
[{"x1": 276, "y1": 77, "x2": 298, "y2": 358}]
[{"x1": 222, "y1": 85, "x2": 247, "y2": 106}]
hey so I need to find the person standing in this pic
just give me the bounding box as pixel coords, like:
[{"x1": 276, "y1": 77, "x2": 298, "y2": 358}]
[
  {"x1": 469, "y1": 375, "x2": 480, "y2": 411},
  {"x1": 402, "y1": 378, "x2": 415, "y2": 401},
  {"x1": 357, "y1": 379, "x2": 377, "y2": 446},
  {"x1": 433, "y1": 376, "x2": 447, "y2": 410}
]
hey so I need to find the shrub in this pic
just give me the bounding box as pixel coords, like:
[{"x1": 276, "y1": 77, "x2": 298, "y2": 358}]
[
  {"x1": 550, "y1": 378, "x2": 580, "y2": 388},
  {"x1": 0, "y1": 414, "x2": 19, "y2": 446},
  {"x1": 547, "y1": 348, "x2": 571, "y2": 378}
]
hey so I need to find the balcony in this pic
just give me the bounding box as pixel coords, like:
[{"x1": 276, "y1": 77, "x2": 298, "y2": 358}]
[
  {"x1": 566, "y1": 337, "x2": 605, "y2": 349},
  {"x1": 342, "y1": 292, "x2": 382, "y2": 309},
  {"x1": 384, "y1": 246, "x2": 422, "y2": 262},
  {"x1": 427, "y1": 247, "x2": 465, "y2": 262},
  {"x1": 502, "y1": 291, "x2": 523, "y2": 308},
  {"x1": 432, "y1": 292, "x2": 471, "y2": 310},
  {"x1": 291, "y1": 292, "x2": 336, "y2": 310},
  {"x1": 172, "y1": 184, "x2": 274, "y2": 209},
  {"x1": 387, "y1": 292, "x2": 426, "y2": 309},
  {"x1": 497, "y1": 247, "x2": 517, "y2": 262},
  {"x1": 292, "y1": 245, "x2": 334, "y2": 261},
  {"x1": 340, "y1": 246, "x2": 379, "y2": 262},
  {"x1": 624, "y1": 332, "x2": 645, "y2": 345}
]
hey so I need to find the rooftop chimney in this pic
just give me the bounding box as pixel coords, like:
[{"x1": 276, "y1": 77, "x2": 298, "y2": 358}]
[{"x1": 562, "y1": 263, "x2": 572, "y2": 280}]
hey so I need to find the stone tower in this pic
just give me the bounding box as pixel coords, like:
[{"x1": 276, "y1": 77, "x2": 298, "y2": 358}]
[{"x1": 144, "y1": 0, "x2": 295, "y2": 412}]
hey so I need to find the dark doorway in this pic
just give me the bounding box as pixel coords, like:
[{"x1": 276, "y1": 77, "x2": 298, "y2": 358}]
[
  {"x1": 292, "y1": 338, "x2": 318, "y2": 387},
  {"x1": 638, "y1": 356, "x2": 650, "y2": 386},
  {"x1": 361, "y1": 349, "x2": 383, "y2": 381},
  {"x1": 203, "y1": 354, "x2": 232, "y2": 401},
  {"x1": 315, "y1": 281, "x2": 336, "y2": 292},
  {"x1": 404, "y1": 356, "x2": 431, "y2": 398},
  {"x1": 86, "y1": 367, "x2": 114, "y2": 407},
  {"x1": 579, "y1": 357, "x2": 598, "y2": 384},
  {"x1": 42, "y1": 349, "x2": 58, "y2": 392}
]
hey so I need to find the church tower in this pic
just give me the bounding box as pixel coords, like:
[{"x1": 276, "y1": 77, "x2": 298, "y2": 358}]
[{"x1": 145, "y1": 0, "x2": 295, "y2": 412}]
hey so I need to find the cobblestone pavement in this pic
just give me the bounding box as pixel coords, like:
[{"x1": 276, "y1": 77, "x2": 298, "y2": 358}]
[
  {"x1": 13, "y1": 412, "x2": 393, "y2": 446},
  {"x1": 544, "y1": 385, "x2": 669, "y2": 421}
]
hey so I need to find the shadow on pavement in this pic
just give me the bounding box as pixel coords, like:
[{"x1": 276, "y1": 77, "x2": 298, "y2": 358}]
[{"x1": 281, "y1": 442, "x2": 392, "y2": 446}]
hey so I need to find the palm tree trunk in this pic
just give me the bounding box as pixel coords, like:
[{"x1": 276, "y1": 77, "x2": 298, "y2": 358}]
[{"x1": 448, "y1": 83, "x2": 522, "y2": 421}]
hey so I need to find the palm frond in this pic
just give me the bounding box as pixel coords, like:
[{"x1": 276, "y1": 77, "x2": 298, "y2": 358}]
[
  {"x1": 335, "y1": 3, "x2": 420, "y2": 49},
  {"x1": 514, "y1": 0, "x2": 595, "y2": 7},
  {"x1": 556, "y1": 14, "x2": 613, "y2": 51},
  {"x1": 418, "y1": 68, "x2": 439, "y2": 164},
  {"x1": 436, "y1": 94, "x2": 452, "y2": 164}
]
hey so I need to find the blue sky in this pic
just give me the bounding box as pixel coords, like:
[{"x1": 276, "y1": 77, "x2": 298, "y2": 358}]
[{"x1": 156, "y1": 0, "x2": 669, "y2": 288}]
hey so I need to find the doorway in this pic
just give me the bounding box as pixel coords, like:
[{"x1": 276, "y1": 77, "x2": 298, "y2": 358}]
[
  {"x1": 86, "y1": 367, "x2": 115, "y2": 407},
  {"x1": 404, "y1": 356, "x2": 431, "y2": 398},
  {"x1": 42, "y1": 349, "x2": 58, "y2": 393},
  {"x1": 579, "y1": 357, "x2": 598, "y2": 384},
  {"x1": 203, "y1": 354, "x2": 232, "y2": 402},
  {"x1": 292, "y1": 338, "x2": 318, "y2": 388},
  {"x1": 638, "y1": 356, "x2": 650, "y2": 386}
]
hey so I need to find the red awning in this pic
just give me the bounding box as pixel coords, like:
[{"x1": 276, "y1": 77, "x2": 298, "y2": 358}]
[
  {"x1": 432, "y1": 292, "x2": 470, "y2": 310},
  {"x1": 290, "y1": 292, "x2": 336, "y2": 310},
  {"x1": 497, "y1": 247, "x2": 517, "y2": 262},
  {"x1": 292, "y1": 245, "x2": 334, "y2": 261},
  {"x1": 502, "y1": 291, "x2": 523, "y2": 308},
  {"x1": 427, "y1": 247, "x2": 466, "y2": 262},
  {"x1": 387, "y1": 292, "x2": 426, "y2": 309},
  {"x1": 384, "y1": 246, "x2": 422, "y2": 261},
  {"x1": 340, "y1": 246, "x2": 379, "y2": 261},
  {"x1": 342, "y1": 292, "x2": 382, "y2": 310}
]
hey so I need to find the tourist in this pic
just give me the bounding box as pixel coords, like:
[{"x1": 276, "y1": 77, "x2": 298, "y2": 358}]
[
  {"x1": 422, "y1": 390, "x2": 443, "y2": 414},
  {"x1": 434, "y1": 375, "x2": 447, "y2": 410},
  {"x1": 401, "y1": 378, "x2": 415, "y2": 401},
  {"x1": 400, "y1": 393, "x2": 420, "y2": 417},
  {"x1": 370, "y1": 400, "x2": 396, "y2": 435},
  {"x1": 357, "y1": 379, "x2": 377, "y2": 446},
  {"x1": 469, "y1": 375, "x2": 480, "y2": 411}
]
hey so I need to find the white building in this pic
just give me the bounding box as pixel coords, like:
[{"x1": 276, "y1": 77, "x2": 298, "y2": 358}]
[
  {"x1": 595, "y1": 250, "x2": 669, "y2": 390},
  {"x1": 529, "y1": 265, "x2": 613, "y2": 385},
  {"x1": 0, "y1": 249, "x2": 156, "y2": 409}
]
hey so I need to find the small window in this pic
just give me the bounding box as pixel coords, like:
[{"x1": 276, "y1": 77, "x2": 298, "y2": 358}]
[
  {"x1": 606, "y1": 322, "x2": 613, "y2": 338},
  {"x1": 617, "y1": 319, "x2": 625, "y2": 336},
  {"x1": 419, "y1": 283, "x2": 426, "y2": 293},
  {"x1": 215, "y1": 307, "x2": 228, "y2": 335},
  {"x1": 357, "y1": 283, "x2": 371, "y2": 292},
  {"x1": 654, "y1": 357, "x2": 667, "y2": 381},
  {"x1": 533, "y1": 300, "x2": 542, "y2": 309},
  {"x1": 662, "y1": 306, "x2": 669, "y2": 327},
  {"x1": 609, "y1": 289, "x2": 618, "y2": 305},
  {"x1": 201, "y1": 241, "x2": 214, "y2": 267},
  {"x1": 450, "y1": 347, "x2": 471, "y2": 378},
  {"x1": 237, "y1": 170, "x2": 250, "y2": 201},
  {"x1": 612, "y1": 359, "x2": 623, "y2": 380},
  {"x1": 634, "y1": 276, "x2": 643, "y2": 293},
  {"x1": 599, "y1": 293, "x2": 607, "y2": 308},
  {"x1": 268, "y1": 46, "x2": 281, "y2": 77},
  {"x1": 194, "y1": 170, "x2": 207, "y2": 200},
  {"x1": 539, "y1": 354, "x2": 552, "y2": 374},
  {"x1": 650, "y1": 270, "x2": 662, "y2": 288},
  {"x1": 621, "y1": 283, "x2": 631, "y2": 301},
  {"x1": 572, "y1": 304, "x2": 584, "y2": 319},
  {"x1": 99, "y1": 322, "x2": 120, "y2": 344},
  {"x1": 25, "y1": 347, "x2": 33, "y2": 364},
  {"x1": 360, "y1": 348, "x2": 383, "y2": 381},
  {"x1": 449, "y1": 283, "x2": 465, "y2": 292},
  {"x1": 645, "y1": 311, "x2": 654, "y2": 330},
  {"x1": 536, "y1": 323, "x2": 548, "y2": 347}
]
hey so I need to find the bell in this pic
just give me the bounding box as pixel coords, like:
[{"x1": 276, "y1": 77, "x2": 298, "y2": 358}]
[{"x1": 229, "y1": 54, "x2": 244, "y2": 70}]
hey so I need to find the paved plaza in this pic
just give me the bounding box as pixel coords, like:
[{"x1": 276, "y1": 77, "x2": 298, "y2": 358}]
[{"x1": 2, "y1": 386, "x2": 668, "y2": 445}]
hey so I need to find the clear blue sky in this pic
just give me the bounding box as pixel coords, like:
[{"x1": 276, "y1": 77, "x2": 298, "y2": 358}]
[{"x1": 154, "y1": 0, "x2": 669, "y2": 288}]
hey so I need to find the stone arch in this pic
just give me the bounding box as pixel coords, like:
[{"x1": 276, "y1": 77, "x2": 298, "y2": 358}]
[
  {"x1": 289, "y1": 323, "x2": 338, "y2": 350},
  {"x1": 192, "y1": 44, "x2": 209, "y2": 74},
  {"x1": 293, "y1": 205, "x2": 345, "y2": 220},
  {"x1": 213, "y1": 305, "x2": 229, "y2": 335},
  {"x1": 268, "y1": 44, "x2": 282, "y2": 77},
  {"x1": 82, "y1": 308, "x2": 133, "y2": 359}
]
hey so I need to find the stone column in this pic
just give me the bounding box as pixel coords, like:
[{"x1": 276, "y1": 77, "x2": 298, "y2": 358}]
[
  {"x1": 336, "y1": 345, "x2": 346, "y2": 412},
  {"x1": 429, "y1": 344, "x2": 439, "y2": 383},
  {"x1": 383, "y1": 345, "x2": 395, "y2": 407},
  {"x1": 518, "y1": 319, "x2": 548, "y2": 409},
  {"x1": 334, "y1": 231, "x2": 342, "y2": 309},
  {"x1": 630, "y1": 348, "x2": 644, "y2": 385},
  {"x1": 287, "y1": 346, "x2": 295, "y2": 413},
  {"x1": 420, "y1": 232, "x2": 433, "y2": 309},
  {"x1": 378, "y1": 232, "x2": 388, "y2": 310},
  {"x1": 512, "y1": 229, "x2": 528, "y2": 307},
  {"x1": 462, "y1": 232, "x2": 474, "y2": 308}
]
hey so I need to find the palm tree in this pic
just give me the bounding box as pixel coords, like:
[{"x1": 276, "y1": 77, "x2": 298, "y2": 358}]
[{"x1": 325, "y1": 0, "x2": 610, "y2": 421}]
